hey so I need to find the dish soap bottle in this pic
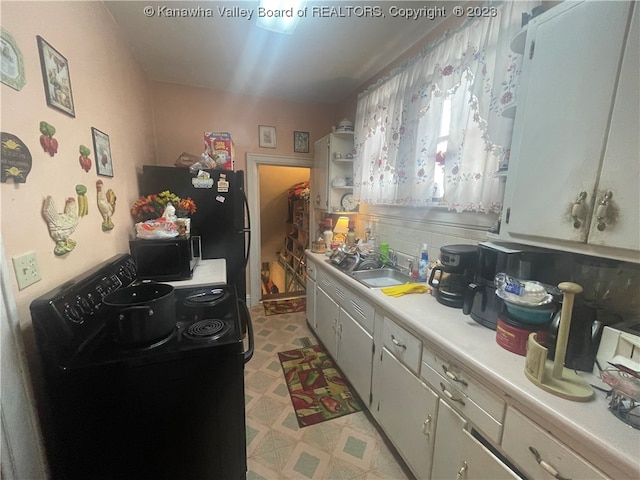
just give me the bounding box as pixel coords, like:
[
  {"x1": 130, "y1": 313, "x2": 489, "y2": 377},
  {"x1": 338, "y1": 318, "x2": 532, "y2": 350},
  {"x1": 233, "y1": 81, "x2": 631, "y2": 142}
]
[{"x1": 418, "y1": 244, "x2": 429, "y2": 282}]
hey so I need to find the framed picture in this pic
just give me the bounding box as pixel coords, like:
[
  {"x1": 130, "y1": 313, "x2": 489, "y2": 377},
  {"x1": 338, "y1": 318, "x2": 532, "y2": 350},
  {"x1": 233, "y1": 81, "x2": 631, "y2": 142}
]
[
  {"x1": 37, "y1": 36, "x2": 75, "y2": 117},
  {"x1": 1, "y1": 28, "x2": 26, "y2": 91},
  {"x1": 258, "y1": 125, "x2": 276, "y2": 149},
  {"x1": 293, "y1": 131, "x2": 309, "y2": 153},
  {"x1": 92, "y1": 127, "x2": 114, "y2": 177}
]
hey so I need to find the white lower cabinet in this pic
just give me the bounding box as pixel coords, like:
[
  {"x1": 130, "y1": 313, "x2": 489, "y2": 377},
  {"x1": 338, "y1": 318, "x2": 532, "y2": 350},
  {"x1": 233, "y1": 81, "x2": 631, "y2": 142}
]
[
  {"x1": 315, "y1": 286, "x2": 339, "y2": 359},
  {"x1": 336, "y1": 307, "x2": 373, "y2": 404},
  {"x1": 374, "y1": 347, "x2": 438, "y2": 479},
  {"x1": 502, "y1": 407, "x2": 610, "y2": 480},
  {"x1": 308, "y1": 260, "x2": 623, "y2": 479},
  {"x1": 314, "y1": 282, "x2": 373, "y2": 404},
  {"x1": 432, "y1": 401, "x2": 520, "y2": 480}
]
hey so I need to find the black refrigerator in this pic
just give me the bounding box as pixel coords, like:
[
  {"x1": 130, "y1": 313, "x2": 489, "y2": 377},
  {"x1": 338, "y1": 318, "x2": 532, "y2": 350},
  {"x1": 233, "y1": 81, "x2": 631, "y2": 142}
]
[{"x1": 137, "y1": 165, "x2": 251, "y2": 300}]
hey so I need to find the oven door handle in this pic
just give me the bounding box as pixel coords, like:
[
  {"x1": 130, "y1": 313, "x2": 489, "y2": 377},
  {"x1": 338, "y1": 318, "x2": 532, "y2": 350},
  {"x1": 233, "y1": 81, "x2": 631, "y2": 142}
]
[{"x1": 238, "y1": 300, "x2": 254, "y2": 364}]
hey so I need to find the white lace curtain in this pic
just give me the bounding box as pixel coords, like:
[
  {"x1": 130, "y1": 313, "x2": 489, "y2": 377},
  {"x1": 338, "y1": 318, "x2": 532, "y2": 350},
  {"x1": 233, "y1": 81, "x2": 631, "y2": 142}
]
[{"x1": 353, "y1": 1, "x2": 534, "y2": 213}]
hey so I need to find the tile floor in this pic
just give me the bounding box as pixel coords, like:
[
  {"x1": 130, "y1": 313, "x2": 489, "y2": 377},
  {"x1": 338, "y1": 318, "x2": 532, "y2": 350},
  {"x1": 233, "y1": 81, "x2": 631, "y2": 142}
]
[{"x1": 244, "y1": 304, "x2": 413, "y2": 480}]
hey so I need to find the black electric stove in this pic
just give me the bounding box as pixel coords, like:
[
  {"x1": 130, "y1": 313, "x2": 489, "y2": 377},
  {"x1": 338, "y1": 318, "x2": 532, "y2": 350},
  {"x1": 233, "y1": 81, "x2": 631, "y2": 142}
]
[{"x1": 30, "y1": 254, "x2": 253, "y2": 480}]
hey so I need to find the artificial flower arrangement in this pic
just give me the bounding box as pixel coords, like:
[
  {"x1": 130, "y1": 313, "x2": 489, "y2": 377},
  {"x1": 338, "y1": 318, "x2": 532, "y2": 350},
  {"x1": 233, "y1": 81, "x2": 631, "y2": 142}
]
[
  {"x1": 288, "y1": 181, "x2": 310, "y2": 202},
  {"x1": 130, "y1": 190, "x2": 197, "y2": 222}
]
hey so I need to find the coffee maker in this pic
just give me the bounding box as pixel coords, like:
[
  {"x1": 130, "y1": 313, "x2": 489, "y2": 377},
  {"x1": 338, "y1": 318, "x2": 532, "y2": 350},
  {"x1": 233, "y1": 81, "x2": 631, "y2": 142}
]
[
  {"x1": 463, "y1": 242, "x2": 555, "y2": 329},
  {"x1": 429, "y1": 244, "x2": 478, "y2": 308}
]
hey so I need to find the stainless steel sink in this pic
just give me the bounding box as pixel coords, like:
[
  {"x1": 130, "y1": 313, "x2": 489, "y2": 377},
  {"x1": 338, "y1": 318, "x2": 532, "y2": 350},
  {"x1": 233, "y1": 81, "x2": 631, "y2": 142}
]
[{"x1": 350, "y1": 268, "x2": 416, "y2": 288}]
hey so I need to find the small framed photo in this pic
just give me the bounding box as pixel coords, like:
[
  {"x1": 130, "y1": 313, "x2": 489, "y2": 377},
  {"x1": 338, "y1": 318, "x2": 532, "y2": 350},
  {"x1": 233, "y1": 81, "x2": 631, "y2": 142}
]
[
  {"x1": 258, "y1": 125, "x2": 276, "y2": 149},
  {"x1": 293, "y1": 131, "x2": 309, "y2": 153},
  {"x1": 37, "y1": 36, "x2": 75, "y2": 117},
  {"x1": 92, "y1": 127, "x2": 114, "y2": 177}
]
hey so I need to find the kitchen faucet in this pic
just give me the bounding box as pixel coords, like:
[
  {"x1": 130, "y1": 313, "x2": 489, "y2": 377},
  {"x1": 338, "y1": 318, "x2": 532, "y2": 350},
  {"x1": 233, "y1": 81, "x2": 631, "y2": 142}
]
[{"x1": 381, "y1": 249, "x2": 416, "y2": 277}]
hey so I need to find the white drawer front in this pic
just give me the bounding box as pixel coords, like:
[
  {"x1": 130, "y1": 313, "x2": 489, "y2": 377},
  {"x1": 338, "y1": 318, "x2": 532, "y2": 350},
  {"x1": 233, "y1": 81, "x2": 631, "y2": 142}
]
[
  {"x1": 382, "y1": 316, "x2": 422, "y2": 374},
  {"x1": 502, "y1": 407, "x2": 610, "y2": 480},
  {"x1": 340, "y1": 286, "x2": 374, "y2": 333},
  {"x1": 422, "y1": 347, "x2": 505, "y2": 423},
  {"x1": 317, "y1": 270, "x2": 334, "y2": 291},
  {"x1": 421, "y1": 357, "x2": 504, "y2": 443}
]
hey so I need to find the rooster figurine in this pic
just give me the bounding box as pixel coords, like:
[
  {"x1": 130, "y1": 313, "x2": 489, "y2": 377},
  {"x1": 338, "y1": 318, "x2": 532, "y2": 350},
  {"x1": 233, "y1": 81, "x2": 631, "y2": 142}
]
[
  {"x1": 42, "y1": 196, "x2": 79, "y2": 255},
  {"x1": 96, "y1": 180, "x2": 116, "y2": 231}
]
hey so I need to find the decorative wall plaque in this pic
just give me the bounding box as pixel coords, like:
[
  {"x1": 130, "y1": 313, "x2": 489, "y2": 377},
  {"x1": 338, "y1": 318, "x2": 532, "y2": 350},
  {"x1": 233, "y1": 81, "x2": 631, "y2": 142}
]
[
  {"x1": 1, "y1": 28, "x2": 26, "y2": 91},
  {"x1": 1, "y1": 132, "x2": 32, "y2": 183}
]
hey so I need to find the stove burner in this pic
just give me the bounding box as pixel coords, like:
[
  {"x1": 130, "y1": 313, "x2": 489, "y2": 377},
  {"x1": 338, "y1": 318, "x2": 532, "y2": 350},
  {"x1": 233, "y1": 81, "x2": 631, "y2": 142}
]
[
  {"x1": 183, "y1": 288, "x2": 230, "y2": 307},
  {"x1": 184, "y1": 319, "x2": 229, "y2": 341}
]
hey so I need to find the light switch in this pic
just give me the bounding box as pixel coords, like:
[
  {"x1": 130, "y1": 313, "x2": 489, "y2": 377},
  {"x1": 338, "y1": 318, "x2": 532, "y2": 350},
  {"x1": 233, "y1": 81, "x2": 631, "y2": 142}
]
[{"x1": 12, "y1": 251, "x2": 42, "y2": 290}]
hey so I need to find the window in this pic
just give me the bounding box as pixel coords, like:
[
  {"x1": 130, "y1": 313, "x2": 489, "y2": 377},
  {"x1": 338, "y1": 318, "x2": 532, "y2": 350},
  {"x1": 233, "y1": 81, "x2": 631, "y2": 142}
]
[{"x1": 353, "y1": 1, "x2": 532, "y2": 214}]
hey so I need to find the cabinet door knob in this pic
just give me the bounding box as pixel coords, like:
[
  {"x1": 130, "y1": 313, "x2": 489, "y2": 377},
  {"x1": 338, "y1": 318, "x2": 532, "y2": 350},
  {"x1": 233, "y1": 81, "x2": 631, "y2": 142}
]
[
  {"x1": 571, "y1": 191, "x2": 588, "y2": 229},
  {"x1": 595, "y1": 191, "x2": 613, "y2": 231},
  {"x1": 529, "y1": 447, "x2": 572, "y2": 480},
  {"x1": 456, "y1": 461, "x2": 468, "y2": 479}
]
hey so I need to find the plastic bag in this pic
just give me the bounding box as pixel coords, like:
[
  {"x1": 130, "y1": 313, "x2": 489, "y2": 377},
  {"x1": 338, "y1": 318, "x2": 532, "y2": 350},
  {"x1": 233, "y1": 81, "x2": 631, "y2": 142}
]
[
  {"x1": 135, "y1": 219, "x2": 178, "y2": 239},
  {"x1": 188, "y1": 152, "x2": 223, "y2": 174},
  {"x1": 494, "y1": 273, "x2": 553, "y2": 306}
]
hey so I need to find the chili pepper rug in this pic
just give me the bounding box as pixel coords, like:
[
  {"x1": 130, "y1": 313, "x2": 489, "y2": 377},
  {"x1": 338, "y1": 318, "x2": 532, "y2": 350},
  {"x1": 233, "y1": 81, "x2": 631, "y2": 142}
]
[{"x1": 278, "y1": 344, "x2": 362, "y2": 427}]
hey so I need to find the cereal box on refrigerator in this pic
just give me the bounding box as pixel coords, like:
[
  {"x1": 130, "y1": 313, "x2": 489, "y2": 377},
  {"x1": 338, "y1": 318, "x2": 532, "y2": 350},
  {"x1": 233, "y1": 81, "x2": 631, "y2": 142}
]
[{"x1": 203, "y1": 132, "x2": 234, "y2": 170}]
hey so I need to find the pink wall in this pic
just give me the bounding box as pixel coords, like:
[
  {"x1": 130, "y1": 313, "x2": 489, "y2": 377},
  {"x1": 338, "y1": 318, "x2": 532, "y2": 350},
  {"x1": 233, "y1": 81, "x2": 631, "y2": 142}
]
[
  {"x1": 150, "y1": 82, "x2": 336, "y2": 171},
  {"x1": 1, "y1": 1, "x2": 155, "y2": 324}
]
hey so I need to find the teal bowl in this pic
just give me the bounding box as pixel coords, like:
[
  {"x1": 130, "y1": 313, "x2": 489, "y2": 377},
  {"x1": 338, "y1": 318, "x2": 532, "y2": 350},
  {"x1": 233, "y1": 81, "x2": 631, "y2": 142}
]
[{"x1": 503, "y1": 301, "x2": 557, "y2": 324}]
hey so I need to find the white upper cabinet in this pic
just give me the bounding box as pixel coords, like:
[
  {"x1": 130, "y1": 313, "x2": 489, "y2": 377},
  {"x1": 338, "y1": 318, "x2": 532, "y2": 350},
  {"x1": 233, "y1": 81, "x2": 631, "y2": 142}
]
[
  {"x1": 586, "y1": 4, "x2": 639, "y2": 250},
  {"x1": 502, "y1": 1, "x2": 638, "y2": 260},
  {"x1": 313, "y1": 132, "x2": 356, "y2": 213}
]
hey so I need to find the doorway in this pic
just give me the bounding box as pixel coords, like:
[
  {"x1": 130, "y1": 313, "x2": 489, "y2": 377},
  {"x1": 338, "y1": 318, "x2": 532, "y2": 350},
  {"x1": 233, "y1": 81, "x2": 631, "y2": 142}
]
[
  {"x1": 258, "y1": 165, "x2": 310, "y2": 300},
  {"x1": 246, "y1": 154, "x2": 313, "y2": 307}
]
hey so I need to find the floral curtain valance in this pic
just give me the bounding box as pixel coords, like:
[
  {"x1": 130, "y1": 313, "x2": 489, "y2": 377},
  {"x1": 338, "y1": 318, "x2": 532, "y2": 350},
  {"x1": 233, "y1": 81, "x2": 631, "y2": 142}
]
[{"x1": 353, "y1": 1, "x2": 536, "y2": 213}]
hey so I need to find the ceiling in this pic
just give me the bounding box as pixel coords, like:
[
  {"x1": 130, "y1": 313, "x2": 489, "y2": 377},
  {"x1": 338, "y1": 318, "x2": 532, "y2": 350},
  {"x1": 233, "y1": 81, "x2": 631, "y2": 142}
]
[{"x1": 104, "y1": 1, "x2": 446, "y2": 104}]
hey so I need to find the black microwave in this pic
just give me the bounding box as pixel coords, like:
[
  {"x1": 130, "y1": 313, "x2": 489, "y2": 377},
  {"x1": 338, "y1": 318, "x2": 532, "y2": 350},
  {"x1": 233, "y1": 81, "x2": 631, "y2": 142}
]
[{"x1": 129, "y1": 236, "x2": 201, "y2": 281}]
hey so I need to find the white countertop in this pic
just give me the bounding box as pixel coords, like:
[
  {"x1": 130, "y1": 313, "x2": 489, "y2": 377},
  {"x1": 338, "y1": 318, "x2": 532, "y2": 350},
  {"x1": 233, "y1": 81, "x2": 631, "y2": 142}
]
[
  {"x1": 166, "y1": 259, "x2": 226, "y2": 288},
  {"x1": 307, "y1": 252, "x2": 639, "y2": 479}
]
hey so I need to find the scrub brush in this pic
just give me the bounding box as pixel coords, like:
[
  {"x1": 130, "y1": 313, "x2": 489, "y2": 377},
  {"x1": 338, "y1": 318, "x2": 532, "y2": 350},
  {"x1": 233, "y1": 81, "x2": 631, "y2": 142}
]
[{"x1": 381, "y1": 282, "x2": 430, "y2": 297}]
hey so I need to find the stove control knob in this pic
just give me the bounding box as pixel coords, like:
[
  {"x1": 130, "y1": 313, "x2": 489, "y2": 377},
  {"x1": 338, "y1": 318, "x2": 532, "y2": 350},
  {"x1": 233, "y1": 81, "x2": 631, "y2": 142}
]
[
  {"x1": 63, "y1": 304, "x2": 83, "y2": 324},
  {"x1": 119, "y1": 262, "x2": 136, "y2": 282},
  {"x1": 76, "y1": 296, "x2": 92, "y2": 316},
  {"x1": 86, "y1": 293, "x2": 99, "y2": 310}
]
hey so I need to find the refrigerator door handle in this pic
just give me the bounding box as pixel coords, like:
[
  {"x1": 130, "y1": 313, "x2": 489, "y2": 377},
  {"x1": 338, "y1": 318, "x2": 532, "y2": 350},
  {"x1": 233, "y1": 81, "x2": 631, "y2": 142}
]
[{"x1": 239, "y1": 189, "x2": 251, "y2": 269}]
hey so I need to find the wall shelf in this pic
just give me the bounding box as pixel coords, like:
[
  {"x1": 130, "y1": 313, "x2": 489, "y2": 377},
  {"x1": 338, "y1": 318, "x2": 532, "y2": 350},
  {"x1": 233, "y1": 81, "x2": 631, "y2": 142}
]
[{"x1": 279, "y1": 195, "x2": 309, "y2": 293}]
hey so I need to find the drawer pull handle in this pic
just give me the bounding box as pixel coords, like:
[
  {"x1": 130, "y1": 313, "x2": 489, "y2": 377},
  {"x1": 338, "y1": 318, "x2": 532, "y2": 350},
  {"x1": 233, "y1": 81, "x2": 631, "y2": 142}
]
[
  {"x1": 442, "y1": 365, "x2": 468, "y2": 386},
  {"x1": 391, "y1": 335, "x2": 406, "y2": 349},
  {"x1": 456, "y1": 461, "x2": 468, "y2": 479},
  {"x1": 440, "y1": 382, "x2": 465, "y2": 405},
  {"x1": 529, "y1": 447, "x2": 572, "y2": 480},
  {"x1": 422, "y1": 415, "x2": 432, "y2": 437}
]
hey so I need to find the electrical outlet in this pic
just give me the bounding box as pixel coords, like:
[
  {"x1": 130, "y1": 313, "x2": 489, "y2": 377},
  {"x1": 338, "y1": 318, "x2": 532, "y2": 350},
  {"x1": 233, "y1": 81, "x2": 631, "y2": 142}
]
[{"x1": 12, "y1": 251, "x2": 42, "y2": 290}]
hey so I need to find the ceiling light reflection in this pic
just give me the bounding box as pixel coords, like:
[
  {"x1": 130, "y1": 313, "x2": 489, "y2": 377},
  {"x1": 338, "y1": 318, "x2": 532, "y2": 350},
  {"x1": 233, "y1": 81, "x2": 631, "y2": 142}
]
[{"x1": 256, "y1": 0, "x2": 306, "y2": 34}]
